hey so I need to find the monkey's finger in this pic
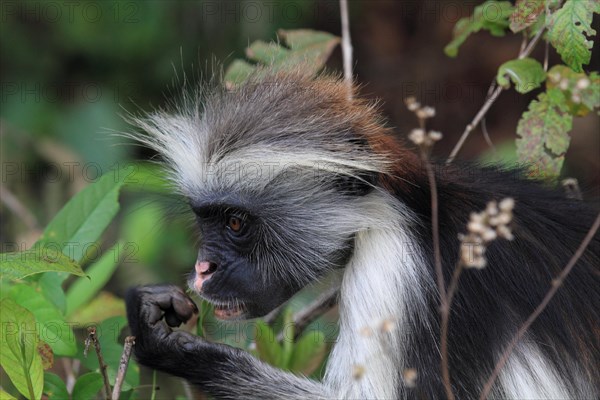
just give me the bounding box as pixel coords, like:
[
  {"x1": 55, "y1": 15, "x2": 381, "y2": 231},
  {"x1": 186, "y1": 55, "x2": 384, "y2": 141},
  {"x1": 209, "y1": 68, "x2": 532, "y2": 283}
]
[
  {"x1": 171, "y1": 291, "x2": 199, "y2": 322},
  {"x1": 165, "y1": 309, "x2": 184, "y2": 327}
]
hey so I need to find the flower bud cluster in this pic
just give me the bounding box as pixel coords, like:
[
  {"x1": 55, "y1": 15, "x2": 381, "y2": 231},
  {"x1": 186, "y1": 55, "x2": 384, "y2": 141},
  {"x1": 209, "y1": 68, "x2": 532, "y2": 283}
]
[
  {"x1": 459, "y1": 198, "x2": 515, "y2": 269},
  {"x1": 405, "y1": 97, "x2": 442, "y2": 147},
  {"x1": 408, "y1": 128, "x2": 443, "y2": 147}
]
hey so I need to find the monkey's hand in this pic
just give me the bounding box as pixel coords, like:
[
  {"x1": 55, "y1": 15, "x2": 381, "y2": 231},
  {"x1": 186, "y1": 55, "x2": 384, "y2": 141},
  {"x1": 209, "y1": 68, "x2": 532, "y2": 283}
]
[
  {"x1": 126, "y1": 285, "x2": 329, "y2": 399},
  {"x1": 125, "y1": 285, "x2": 203, "y2": 369}
]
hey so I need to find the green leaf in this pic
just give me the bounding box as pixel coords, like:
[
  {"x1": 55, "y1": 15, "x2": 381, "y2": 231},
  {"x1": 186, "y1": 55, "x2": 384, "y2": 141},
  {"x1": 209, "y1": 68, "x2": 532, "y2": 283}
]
[
  {"x1": 280, "y1": 310, "x2": 295, "y2": 369},
  {"x1": 6, "y1": 285, "x2": 77, "y2": 356},
  {"x1": 33, "y1": 166, "x2": 134, "y2": 262},
  {"x1": 72, "y1": 372, "x2": 104, "y2": 400},
  {"x1": 510, "y1": 0, "x2": 546, "y2": 33},
  {"x1": 497, "y1": 57, "x2": 546, "y2": 93},
  {"x1": 65, "y1": 242, "x2": 123, "y2": 317},
  {"x1": 516, "y1": 88, "x2": 573, "y2": 177},
  {"x1": 43, "y1": 372, "x2": 69, "y2": 400},
  {"x1": 445, "y1": 1, "x2": 514, "y2": 57},
  {"x1": 0, "y1": 299, "x2": 44, "y2": 400},
  {"x1": 37, "y1": 273, "x2": 68, "y2": 314},
  {"x1": 547, "y1": 65, "x2": 600, "y2": 116},
  {"x1": 123, "y1": 162, "x2": 171, "y2": 193},
  {"x1": 197, "y1": 299, "x2": 215, "y2": 338},
  {"x1": 0, "y1": 389, "x2": 17, "y2": 400},
  {"x1": 254, "y1": 320, "x2": 283, "y2": 367},
  {"x1": 67, "y1": 291, "x2": 125, "y2": 325},
  {"x1": 0, "y1": 248, "x2": 84, "y2": 280},
  {"x1": 246, "y1": 40, "x2": 291, "y2": 64},
  {"x1": 223, "y1": 60, "x2": 256, "y2": 88},
  {"x1": 547, "y1": 0, "x2": 599, "y2": 72},
  {"x1": 288, "y1": 330, "x2": 327, "y2": 376},
  {"x1": 224, "y1": 29, "x2": 340, "y2": 86}
]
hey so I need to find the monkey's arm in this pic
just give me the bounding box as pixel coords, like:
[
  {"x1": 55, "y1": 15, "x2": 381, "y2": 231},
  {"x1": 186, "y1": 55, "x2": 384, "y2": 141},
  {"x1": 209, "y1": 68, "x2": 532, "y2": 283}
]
[{"x1": 126, "y1": 285, "x2": 331, "y2": 400}]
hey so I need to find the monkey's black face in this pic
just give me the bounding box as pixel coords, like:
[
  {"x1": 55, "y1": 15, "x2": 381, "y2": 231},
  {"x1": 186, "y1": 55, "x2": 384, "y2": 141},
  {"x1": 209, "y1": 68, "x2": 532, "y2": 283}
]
[{"x1": 188, "y1": 202, "x2": 351, "y2": 320}]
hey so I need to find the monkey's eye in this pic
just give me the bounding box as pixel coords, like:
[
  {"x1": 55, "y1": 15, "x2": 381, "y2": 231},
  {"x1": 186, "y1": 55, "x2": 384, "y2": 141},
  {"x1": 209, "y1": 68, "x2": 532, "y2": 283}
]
[{"x1": 227, "y1": 215, "x2": 243, "y2": 233}]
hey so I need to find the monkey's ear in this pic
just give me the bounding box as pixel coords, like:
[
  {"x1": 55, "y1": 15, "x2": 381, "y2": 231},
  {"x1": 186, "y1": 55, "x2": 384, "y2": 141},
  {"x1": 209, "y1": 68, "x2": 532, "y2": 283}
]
[{"x1": 333, "y1": 171, "x2": 378, "y2": 196}]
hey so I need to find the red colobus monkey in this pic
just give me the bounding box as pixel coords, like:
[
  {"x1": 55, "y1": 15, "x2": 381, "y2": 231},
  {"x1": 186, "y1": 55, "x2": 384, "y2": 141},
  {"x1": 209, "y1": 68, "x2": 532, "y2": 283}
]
[{"x1": 126, "y1": 71, "x2": 599, "y2": 399}]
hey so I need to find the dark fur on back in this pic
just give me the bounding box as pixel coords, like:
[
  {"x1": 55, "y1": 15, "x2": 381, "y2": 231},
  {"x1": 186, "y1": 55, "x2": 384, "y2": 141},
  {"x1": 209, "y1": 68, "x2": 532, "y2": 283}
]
[{"x1": 392, "y1": 164, "x2": 600, "y2": 398}]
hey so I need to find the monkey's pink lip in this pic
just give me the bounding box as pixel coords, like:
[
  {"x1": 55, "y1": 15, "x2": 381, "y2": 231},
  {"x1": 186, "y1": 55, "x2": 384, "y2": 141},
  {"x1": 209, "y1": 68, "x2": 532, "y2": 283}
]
[{"x1": 213, "y1": 303, "x2": 246, "y2": 320}]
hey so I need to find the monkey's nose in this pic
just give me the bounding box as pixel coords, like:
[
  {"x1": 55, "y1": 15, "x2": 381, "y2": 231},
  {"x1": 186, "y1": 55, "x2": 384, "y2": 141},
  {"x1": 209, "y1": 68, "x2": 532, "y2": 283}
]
[{"x1": 194, "y1": 261, "x2": 218, "y2": 291}]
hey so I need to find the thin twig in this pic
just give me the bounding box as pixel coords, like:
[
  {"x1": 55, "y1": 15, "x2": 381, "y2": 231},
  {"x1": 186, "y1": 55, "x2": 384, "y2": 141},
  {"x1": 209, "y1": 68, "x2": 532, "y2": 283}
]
[
  {"x1": 112, "y1": 336, "x2": 135, "y2": 400},
  {"x1": 292, "y1": 285, "x2": 339, "y2": 340},
  {"x1": 446, "y1": 26, "x2": 546, "y2": 164},
  {"x1": 62, "y1": 358, "x2": 77, "y2": 393},
  {"x1": 87, "y1": 327, "x2": 112, "y2": 400},
  {"x1": 0, "y1": 184, "x2": 39, "y2": 231},
  {"x1": 420, "y1": 150, "x2": 453, "y2": 400},
  {"x1": 439, "y1": 261, "x2": 465, "y2": 390},
  {"x1": 339, "y1": 0, "x2": 354, "y2": 100},
  {"x1": 481, "y1": 118, "x2": 497, "y2": 155},
  {"x1": 479, "y1": 212, "x2": 600, "y2": 400},
  {"x1": 445, "y1": 262, "x2": 465, "y2": 309}
]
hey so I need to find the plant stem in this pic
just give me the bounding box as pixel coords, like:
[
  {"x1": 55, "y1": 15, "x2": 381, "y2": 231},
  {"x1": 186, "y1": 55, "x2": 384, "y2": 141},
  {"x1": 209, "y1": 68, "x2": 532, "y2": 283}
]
[
  {"x1": 446, "y1": 26, "x2": 546, "y2": 164},
  {"x1": 339, "y1": 0, "x2": 353, "y2": 100},
  {"x1": 479, "y1": 212, "x2": 600, "y2": 400}
]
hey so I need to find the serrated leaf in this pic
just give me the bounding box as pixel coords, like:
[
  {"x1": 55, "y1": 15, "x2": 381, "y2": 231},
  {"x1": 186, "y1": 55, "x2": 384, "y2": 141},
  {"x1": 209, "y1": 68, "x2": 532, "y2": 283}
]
[
  {"x1": 246, "y1": 40, "x2": 290, "y2": 64},
  {"x1": 33, "y1": 166, "x2": 133, "y2": 262},
  {"x1": 0, "y1": 247, "x2": 84, "y2": 280},
  {"x1": 445, "y1": 1, "x2": 514, "y2": 57},
  {"x1": 497, "y1": 57, "x2": 546, "y2": 93},
  {"x1": 278, "y1": 29, "x2": 339, "y2": 51},
  {"x1": 547, "y1": 0, "x2": 599, "y2": 72},
  {"x1": 7, "y1": 285, "x2": 77, "y2": 356},
  {"x1": 65, "y1": 242, "x2": 123, "y2": 317},
  {"x1": 516, "y1": 88, "x2": 573, "y2": 177},
  {"x1": 43, "y1": 372, "x2": 69, "y2": 400},
  {"x1": 288, "y1": 330, "x2": 327, "y2": 375},
  {"x1": 224, "y1": 29, "x2": 340, "y2": 86},
  {"x1": 547, "y1": 65, "x2": 600, "y2": 116},
  {"x1": 0, "y1": 299, "x2": 44, "y2": 400},
  {"x1": 224, "y1": 60, "x2": 257, "y2": 88},
  {"x1": 510, "y1": 0, "x2": 546, "y2": 33},
  {"x1": 72, "y1": 372, "x2": 104, "y2": 400}
]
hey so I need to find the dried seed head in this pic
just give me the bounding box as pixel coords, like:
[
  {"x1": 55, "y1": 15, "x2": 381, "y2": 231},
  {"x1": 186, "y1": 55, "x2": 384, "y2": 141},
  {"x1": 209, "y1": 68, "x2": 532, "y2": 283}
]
[
  {"x1": 403, "y1": 368, "x2": 418, "y2": 388},
  {"x1": 429, "y1": 130, "x2": 443, "y2": 141},
  {"x1": 408, "y1": 129, "x2": 426, "y2": 145},
  {"x1": 499, "y1": 198, "x2": 515, "y2": 212},
  {"x1": 460, "y1": 198, "x2": 515, "y2": 268},
  {"x1": 404, "y1": 97, "x2": 420, "y2": 111},
  {"x1": 352, "y1": 364, "x2": 365, "y2": 380},
  {"x1": 416, "y1": 106, "x2": 436, "y2": 119},
  {"x1": 380, "y1": 318, "x2": 395, "y2": 333},
  {"x1": 359, "y1": 326, "x2": 374, "y2": 337}
]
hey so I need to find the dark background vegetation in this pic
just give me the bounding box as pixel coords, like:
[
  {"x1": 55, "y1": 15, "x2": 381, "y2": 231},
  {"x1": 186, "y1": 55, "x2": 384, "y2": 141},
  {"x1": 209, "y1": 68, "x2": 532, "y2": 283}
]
[{"x1": 1, "y1": 0, "x2": 598, "y2": 397}]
